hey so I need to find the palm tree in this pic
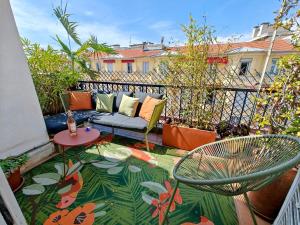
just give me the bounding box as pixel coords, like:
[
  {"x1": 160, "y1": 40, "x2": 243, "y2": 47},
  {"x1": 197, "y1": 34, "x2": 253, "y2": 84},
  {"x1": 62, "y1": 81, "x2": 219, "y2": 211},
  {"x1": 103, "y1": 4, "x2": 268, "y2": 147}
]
[{"x1": 53, "y1": 3, "x2": 115, "y2": 79}]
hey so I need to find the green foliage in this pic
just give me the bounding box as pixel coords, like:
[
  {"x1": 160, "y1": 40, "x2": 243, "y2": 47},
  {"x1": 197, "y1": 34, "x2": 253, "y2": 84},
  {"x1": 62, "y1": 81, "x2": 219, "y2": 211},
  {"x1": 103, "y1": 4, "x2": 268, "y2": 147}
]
[
  {"x1": 0, "y1": 154, "x2": 29, "y2": 174},
  {"x1": 15, "y1": 136, "x2": 238, "y2": 225},
  {"x1": 53, "y1": 3, "x2": 115, "y2": 79},
  {"x1": 22, "y1": 39, "x2": 80, "y2": 114},
  {"x1": 163, "y1": 16, "x2": 217, "y2": 130},
  {"x1": 254, "y1": 54, "x2": 300, "y2": 136},
  {"x1": 53, "y1": 4, "x2": 82, "y2": 46},
  {"x1": 255, "y1": 1, "x2": 300, "y2": 136},
  {"x1": 274, "y1": 0, "x2": 300, "y2": 48}
]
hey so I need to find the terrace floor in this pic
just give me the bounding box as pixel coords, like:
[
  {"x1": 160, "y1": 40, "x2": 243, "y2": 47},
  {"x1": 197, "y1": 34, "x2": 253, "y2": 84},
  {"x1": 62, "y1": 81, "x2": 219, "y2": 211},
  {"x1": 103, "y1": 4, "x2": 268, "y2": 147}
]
[{"x1": 15, "y1": 126, "x2": 271, "y2": 225}]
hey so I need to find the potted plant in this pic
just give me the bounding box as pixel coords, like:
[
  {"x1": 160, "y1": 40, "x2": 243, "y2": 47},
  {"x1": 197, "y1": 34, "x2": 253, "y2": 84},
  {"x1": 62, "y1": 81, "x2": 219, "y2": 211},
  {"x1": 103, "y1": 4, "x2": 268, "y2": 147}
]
[
  {"x1": 216, "y1": 121, "x2": 250, "y2": 139},
  {"x1": 249, "y1": 2, "x2": 300, "y2": 219},
  {"x1": 0, "y1": 154, "x2": 29, "y2": 192},
  {"x1": 161, "y1": 16, "x2": 218, "y2": 151}
]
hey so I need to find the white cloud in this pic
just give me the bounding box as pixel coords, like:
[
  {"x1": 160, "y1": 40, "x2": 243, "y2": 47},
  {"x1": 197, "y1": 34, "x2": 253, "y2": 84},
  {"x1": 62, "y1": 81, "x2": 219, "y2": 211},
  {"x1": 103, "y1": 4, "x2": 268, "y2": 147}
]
[
  {"x1": 78, "y1": 23, "x2": 142, "y2": 46},
  {"x1": 149, "y1": 20, "x2": 184, "y2": 45},
  {"x1": 10, "y1": 0, "x2": 142, "y2": 47},
  {"x1": 9, "y1": 0, "x2": 253, "y2": 49},
  {"x1": 10, "y1": 0, "x2": 66, "y2": 47},
  {"x1": 217, "y1": 32, "x2": 252, "y2": 43},
  {"x1": 83, "y1": 10, "x2": 94, "y2": 16},
  {"x1": 149, "y1": 21, "x2": 174, "y2": 30}
]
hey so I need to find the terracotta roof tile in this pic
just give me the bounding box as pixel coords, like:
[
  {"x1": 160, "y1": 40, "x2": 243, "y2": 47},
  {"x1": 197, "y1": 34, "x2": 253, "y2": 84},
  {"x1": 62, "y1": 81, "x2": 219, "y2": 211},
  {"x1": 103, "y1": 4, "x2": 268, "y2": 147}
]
[{"x1": 91, "y1": 39, "x2": 296, "y2": 59}]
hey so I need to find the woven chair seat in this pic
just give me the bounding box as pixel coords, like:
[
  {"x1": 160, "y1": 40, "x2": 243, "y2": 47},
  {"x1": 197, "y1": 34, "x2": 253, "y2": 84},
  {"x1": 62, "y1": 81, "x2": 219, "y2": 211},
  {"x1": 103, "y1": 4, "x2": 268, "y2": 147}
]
[{"x1": 174, "y1": 135, "x2": 300, "y2": 196}]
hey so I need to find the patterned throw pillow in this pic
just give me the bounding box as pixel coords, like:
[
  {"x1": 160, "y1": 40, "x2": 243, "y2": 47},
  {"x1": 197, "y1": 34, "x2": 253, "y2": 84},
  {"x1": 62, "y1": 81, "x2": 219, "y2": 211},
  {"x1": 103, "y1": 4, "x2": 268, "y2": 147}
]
[{"x1": 118, "y1": 95, "x2": 139, "y2": 117}]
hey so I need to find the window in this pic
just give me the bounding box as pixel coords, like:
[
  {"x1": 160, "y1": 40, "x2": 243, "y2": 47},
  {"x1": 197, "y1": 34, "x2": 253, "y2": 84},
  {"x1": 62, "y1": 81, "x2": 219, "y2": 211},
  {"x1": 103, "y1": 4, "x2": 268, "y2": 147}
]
[
  {"x1": 107, "y1": 63, "x2": 113, "y2": 73},
  {"x1": 96, "y1": 62, "x2": 101, "y2": 72},
  {"x1": 159, "y1": 62, "x2": 168, "y2": 75},
  {"x1": 143, "y1": 62, "x2": 149, "y2": 73},
  {"x1": 127, "y1": 62, "x2": 133, "y2": 73},
  {"x1": 239, "y1": 59, "x2": 252, "y2": 75},
  {"x1": 270, "y1": 58, "x2": 279, "y2": 75}
]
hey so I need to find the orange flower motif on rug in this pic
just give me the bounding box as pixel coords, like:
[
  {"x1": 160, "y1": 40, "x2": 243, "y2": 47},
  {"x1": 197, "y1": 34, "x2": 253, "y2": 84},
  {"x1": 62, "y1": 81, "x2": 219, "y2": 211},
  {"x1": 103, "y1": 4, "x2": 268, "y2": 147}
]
[
  {"x1": 181, "y1": 216, "x2": 214, "y2": 225},
  {"x1": 151, "y1": 180, "x2": 183, "y2": 224},
  {"x1": 44, "y1": 203, "x2": 96, "y2": 225},
  {"x1": 162, "y1": 180, "x2": 182, "y2": 210},
  {"x1": 60, "y1": 203, "x2": 96, "y2": 225},
  {"x1": 151, "y1": 198, "x2": 169, "y2": 225},
  {"x1": 43, "y1": 209, "x2": 69, "y2": 225},
  {"x1": 128, "y1": 142, "x2": 158, "y2": 166},
  {"x1": 56, "y1": 160, "x2": 84, "y2": 209},
  {"x1": 131, "y1": 142, "x2": 155, "y2": 151}
]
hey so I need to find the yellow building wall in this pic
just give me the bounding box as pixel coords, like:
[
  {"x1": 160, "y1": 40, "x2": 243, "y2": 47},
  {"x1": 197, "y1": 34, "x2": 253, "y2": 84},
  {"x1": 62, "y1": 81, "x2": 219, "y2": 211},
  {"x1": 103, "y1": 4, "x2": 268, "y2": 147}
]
[
  {"x1": 90, "y1": 51, "x2": 296, "y2": 75},
  {"x1": 90, "y1": 56, "x2": 162, "y2": 73}
]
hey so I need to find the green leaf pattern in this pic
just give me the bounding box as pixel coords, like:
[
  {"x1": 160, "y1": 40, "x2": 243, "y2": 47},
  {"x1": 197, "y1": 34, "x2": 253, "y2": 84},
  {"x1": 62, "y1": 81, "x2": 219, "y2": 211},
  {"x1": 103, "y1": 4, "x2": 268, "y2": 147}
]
[{"x1": 15, "y1": 136, "x2": 238, "y2": 225}]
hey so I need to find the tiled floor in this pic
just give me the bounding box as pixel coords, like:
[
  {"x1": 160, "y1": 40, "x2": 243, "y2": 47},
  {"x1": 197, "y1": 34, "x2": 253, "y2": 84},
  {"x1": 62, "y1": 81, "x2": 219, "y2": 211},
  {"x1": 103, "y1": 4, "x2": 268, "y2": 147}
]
[{"x1": 235, "y1": 196, "x2": 270, "y2": 225}]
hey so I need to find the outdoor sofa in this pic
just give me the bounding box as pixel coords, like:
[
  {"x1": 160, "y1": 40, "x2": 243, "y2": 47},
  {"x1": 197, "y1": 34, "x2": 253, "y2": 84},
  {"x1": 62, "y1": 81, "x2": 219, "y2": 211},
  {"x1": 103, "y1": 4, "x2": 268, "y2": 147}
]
[{"x1": 44, "y1": 90, "x2": 166, "y2": 151}]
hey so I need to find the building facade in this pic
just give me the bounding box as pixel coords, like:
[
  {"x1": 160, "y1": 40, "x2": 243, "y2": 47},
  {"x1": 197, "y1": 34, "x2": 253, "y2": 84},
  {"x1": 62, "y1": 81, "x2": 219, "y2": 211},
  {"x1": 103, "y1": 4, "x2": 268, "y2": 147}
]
[{"x1": 89, "y1": 23, "x2": 298, "y2": 79}]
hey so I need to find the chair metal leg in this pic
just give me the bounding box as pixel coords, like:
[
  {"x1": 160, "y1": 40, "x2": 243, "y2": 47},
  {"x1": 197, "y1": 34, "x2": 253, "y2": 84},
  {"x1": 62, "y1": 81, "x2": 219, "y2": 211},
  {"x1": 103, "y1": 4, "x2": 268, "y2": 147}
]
[
  {"x1": 162, "y1": 180, "x2": 179, "y2": 225},
  {"x1": 145, "y1": 133, "x2": 150, "y2": 151},
  {"x1": 243, "y1": 193, "x2": 258, "y2": 225}
]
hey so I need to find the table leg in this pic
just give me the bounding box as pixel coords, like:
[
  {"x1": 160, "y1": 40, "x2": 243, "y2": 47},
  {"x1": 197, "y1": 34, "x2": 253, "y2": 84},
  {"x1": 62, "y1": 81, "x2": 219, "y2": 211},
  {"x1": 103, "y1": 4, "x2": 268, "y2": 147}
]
[{"x1": 62, "y1": 146, "x2": 66, "y2": 181}]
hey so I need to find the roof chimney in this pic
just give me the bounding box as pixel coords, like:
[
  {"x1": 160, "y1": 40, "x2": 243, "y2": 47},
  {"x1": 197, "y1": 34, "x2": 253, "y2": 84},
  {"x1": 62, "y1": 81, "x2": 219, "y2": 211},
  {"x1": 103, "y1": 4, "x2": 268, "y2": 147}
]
[
  {"x1": 252, "y1": 26, "x2": 259, "y2": 39},
  {"x1": 258, "y1": 22, "x2": 270, "y2": 37}
]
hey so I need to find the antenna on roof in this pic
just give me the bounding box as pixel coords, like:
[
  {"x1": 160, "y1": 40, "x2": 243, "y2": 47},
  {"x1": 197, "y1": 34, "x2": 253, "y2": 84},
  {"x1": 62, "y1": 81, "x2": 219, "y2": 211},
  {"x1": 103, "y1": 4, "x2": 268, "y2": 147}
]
[
  {"x1": 129, "y1": 35, "x2": 132, "y2": 46},
  {"x1": 161, "y1": 36, "x2": 164, "y2": 45}
]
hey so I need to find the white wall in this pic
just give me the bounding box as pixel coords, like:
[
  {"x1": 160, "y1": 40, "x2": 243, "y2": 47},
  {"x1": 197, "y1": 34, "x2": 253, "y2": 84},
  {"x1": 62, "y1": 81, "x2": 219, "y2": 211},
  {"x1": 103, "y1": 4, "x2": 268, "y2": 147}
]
[{"x1": 0, "y1": 0, "x2": 49, "y2": 159}]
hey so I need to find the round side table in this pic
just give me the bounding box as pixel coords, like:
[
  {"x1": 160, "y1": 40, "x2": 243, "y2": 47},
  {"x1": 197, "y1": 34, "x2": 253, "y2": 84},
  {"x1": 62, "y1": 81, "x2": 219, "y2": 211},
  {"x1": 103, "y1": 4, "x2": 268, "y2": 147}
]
[{"x1": 53, "y1": 128, "x2": 100, "y2": 179}]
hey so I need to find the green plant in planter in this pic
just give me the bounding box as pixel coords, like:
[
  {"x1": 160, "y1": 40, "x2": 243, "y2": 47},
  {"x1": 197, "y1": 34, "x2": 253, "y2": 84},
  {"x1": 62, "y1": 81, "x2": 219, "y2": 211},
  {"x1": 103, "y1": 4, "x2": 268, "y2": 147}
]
[
  {"x1": 216, "y1": 121, "x2": 250, "y2": 139},
  {"x1": 162, "y1": 16, "x2": 217, "y2": 130},
  {"x1": 254, "y1": 0, "x2": 300, "y2": 136},
  {"x1": 250, "y1": 2, "x2": 300, "y2": 219},
  {"x1": 0, "y1": 154, "x2": 29, "y2": 175},
  {"x1": 22, "y1": 39, "x2": 80, "y2": 115}
]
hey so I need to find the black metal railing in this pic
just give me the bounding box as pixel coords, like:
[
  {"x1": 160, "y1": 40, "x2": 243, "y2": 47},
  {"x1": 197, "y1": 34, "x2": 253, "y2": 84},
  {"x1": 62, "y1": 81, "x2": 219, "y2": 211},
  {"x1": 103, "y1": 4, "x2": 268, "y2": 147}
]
[{"x1": 77, "y1": 80, "x2": 259, "y2": 126}]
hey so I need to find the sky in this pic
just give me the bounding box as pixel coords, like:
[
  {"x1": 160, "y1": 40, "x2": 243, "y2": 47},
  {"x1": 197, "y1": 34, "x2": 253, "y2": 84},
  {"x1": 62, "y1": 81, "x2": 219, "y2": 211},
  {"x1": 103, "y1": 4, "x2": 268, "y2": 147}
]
[{"x1": 10, "y1": 0, "x2": 282, "y2": 48}]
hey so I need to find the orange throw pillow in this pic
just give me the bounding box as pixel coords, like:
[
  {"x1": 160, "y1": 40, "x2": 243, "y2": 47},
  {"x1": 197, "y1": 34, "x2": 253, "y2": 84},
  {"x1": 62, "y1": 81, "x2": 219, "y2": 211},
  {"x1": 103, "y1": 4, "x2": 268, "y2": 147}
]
[
  {"x1": 69, "y1": 91, "x2": 92, "y2": 110},
  {"x1": 139, "y1": 96, "x2": 162, "y2": 121}
]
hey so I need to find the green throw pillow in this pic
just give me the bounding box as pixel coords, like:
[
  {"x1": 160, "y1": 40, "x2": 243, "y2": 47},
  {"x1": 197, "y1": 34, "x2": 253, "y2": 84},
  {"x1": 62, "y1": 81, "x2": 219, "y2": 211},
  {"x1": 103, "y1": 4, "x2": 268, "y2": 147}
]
[
  {"x1": 118, "y1": 95, "x2": 139, "y2": 117},
  {"x1": 96, "y1": 93, "x2": 114, "y2": 113}
]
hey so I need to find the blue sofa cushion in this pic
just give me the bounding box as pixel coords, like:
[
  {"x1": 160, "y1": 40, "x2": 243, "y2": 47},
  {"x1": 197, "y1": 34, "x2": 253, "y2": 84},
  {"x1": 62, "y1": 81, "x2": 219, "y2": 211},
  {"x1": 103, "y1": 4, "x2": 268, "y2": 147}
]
[
  {"x1": 134, "y1": 92, "x2": 164, "y2": 116},
  {"x1": 44, "y1": 110, "x2": 98, "y2": 134},
  {"x1": 113, "y1": 91, "x2": 133, "y2": 112},
  {"x1": 135, "y1": 92, "x2": 163, "y2": 103},
  {"x1": 91, "y1": 112, "x2": 148, "y2": 131}
]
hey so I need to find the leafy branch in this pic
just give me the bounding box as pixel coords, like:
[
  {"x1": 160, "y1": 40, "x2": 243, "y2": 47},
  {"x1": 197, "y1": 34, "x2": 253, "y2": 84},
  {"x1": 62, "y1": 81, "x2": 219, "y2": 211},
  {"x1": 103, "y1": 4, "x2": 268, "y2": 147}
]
[{"x1": 53, "y1": 2, "x2": 115, "y2": 79}]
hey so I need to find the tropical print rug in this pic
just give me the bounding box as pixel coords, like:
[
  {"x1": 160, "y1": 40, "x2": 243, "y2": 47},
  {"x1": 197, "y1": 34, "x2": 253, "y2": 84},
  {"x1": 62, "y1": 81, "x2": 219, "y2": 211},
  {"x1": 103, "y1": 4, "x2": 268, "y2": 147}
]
[{"x1": 15, "y1": 134, "x2": 238, "y2": 225}]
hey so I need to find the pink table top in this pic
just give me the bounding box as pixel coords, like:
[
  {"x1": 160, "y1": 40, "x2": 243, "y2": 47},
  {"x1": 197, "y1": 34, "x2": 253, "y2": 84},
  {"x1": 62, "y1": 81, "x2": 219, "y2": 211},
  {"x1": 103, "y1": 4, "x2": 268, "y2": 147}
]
[{"x1": 53, "y1": 128, "x2": 100, "y2": 147}]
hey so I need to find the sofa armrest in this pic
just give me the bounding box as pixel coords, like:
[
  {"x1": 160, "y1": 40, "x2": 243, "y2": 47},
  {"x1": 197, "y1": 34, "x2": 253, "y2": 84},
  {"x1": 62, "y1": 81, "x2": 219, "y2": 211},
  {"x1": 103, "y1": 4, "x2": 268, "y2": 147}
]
[
  {"x1": 59, "y1": 92, "x2": 70, "y2": 113},
  {"x1": 146, "y1": 99, "x2": 166, "y2": 133}
]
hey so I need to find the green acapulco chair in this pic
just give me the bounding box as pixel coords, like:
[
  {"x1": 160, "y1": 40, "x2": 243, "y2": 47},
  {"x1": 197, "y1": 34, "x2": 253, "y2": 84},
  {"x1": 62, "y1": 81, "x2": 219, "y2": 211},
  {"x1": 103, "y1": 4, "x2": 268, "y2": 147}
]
[{"x1": 162, "y1": 135, "x2": 300, "y2": 225}]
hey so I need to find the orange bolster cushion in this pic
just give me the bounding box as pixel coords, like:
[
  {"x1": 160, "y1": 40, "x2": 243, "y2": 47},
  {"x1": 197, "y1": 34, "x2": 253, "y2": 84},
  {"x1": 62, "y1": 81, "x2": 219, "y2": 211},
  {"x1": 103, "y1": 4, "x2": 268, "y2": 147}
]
[
  {"x1": 139, "y1": 96, "x2": 162, "y2": 121},
  {"x1": 69, "y1": 91, "x2": 92, "y2": 110}
]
